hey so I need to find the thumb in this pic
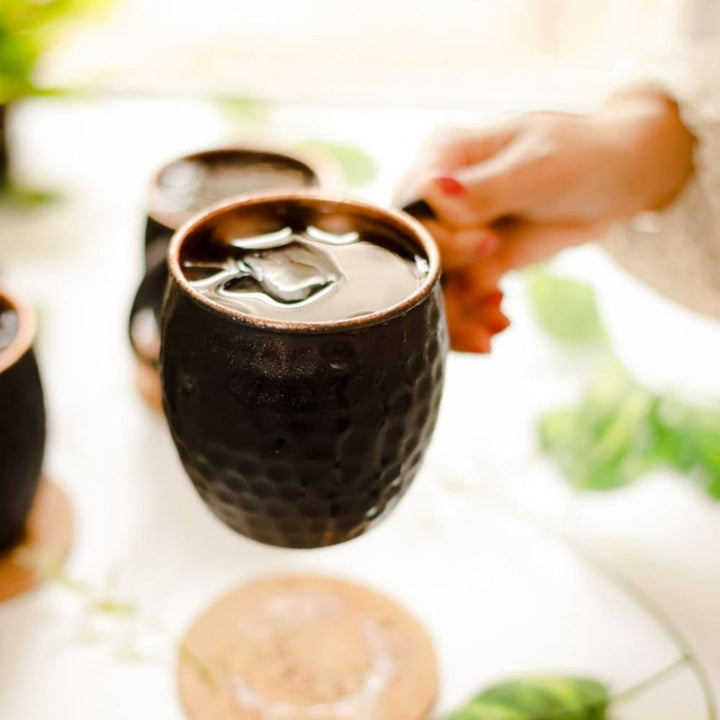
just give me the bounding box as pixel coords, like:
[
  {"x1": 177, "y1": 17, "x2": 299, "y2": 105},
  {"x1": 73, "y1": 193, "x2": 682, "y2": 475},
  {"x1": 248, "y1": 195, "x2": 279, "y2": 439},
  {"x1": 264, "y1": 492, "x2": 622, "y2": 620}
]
[{"x1": 494, "y1": 220, "x2": 612, "y2": 272}]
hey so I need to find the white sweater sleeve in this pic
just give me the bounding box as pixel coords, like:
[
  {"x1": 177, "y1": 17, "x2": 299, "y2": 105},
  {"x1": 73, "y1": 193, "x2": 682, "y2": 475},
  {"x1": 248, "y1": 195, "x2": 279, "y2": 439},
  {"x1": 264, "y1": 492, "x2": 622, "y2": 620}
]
[{"x1": 603, "y1": 45, "x2": 720, "y2": 320}]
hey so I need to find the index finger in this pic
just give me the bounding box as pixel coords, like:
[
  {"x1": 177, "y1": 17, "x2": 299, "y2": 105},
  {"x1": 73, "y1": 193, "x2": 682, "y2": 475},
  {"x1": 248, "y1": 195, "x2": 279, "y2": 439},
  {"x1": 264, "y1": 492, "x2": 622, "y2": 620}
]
[{"x1": 394, "y1": 121, "x2": 518, "y2": 206}]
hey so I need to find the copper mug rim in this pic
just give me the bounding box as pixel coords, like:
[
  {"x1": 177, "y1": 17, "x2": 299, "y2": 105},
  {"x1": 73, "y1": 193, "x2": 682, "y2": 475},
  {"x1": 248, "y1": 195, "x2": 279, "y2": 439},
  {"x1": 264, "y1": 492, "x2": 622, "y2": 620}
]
[
  {"x1": 0, "y1": 287, "x2": 36, "y2": 375},
  {"x1": 167, "y1": 191, "x2": 442, "y2": 334},
  {"x1": 146, "y1": 145, "x2": 344, "y2": 231}
]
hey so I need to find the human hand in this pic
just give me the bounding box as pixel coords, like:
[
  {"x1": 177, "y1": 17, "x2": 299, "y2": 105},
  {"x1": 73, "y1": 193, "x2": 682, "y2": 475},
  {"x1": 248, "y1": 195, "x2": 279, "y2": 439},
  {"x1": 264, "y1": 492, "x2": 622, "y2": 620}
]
[
  {"x1": 401, "y1": 90, "x2": 695, "y2": 352},
  {"x1": 438, "y1": 220, "x2": 606, "y2": 352}
]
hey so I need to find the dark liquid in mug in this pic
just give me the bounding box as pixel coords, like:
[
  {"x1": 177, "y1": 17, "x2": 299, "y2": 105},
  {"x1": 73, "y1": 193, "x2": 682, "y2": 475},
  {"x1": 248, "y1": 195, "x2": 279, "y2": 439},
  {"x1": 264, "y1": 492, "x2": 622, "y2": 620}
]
[
  {"x1": 0, "y1": 298, "x2": 19, "y2": 352},
  {"x1": 149, "y1": 151, "x2": 317, "y2": 230},
  {"x1": 181, "y1": 212, "x2": 429, "y2": 323}
]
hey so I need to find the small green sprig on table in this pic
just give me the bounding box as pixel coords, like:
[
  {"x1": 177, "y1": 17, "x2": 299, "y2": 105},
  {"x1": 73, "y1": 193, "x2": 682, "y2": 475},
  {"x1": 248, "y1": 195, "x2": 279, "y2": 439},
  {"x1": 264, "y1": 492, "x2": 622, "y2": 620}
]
[
  {"x1": 444, "y1": 655, "x2": 695, "y2": 720},
  {"x1": 20, "y1": 544, "x2": 695, "y2": 718},
  {"x1": 446, "y1": 675, "x2": 609, "y2": 720}
]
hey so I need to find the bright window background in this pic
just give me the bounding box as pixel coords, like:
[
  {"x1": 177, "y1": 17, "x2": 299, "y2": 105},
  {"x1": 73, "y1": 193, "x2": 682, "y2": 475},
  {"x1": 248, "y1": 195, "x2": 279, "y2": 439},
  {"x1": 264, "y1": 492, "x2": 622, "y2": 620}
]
[{"x1": 45, "y1": 0, "x2": 695, "y2": 108}]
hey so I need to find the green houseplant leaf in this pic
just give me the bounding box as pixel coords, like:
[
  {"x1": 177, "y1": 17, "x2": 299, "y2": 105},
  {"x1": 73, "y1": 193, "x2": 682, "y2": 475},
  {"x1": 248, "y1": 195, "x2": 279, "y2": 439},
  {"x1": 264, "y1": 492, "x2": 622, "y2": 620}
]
[
  {"x1": 0, "y1": 0, "x2": 112, "y2": 196},
  {"x1": 446, "y1": 676, "x2": 609, "y2": 720},
  {"x1": 539, "y1": 363, "x2": 658, "y2": 491},
  {"x1": 215, "y1": 95, "x2": 269, "y2": 124},
  {"x1": 295, "y1": 140, "x2": 377, "y2": 187},
  {"x1": 527, "y1": 268, "x2": 720, "y2": 501},
  {"x1": 538, "y1": 361, "x2": 720, "y2": 499},
  {"x1": 651, "y1": 396, "x2": 720, "y2": 499},
  {"x1": 0, "y1": 0, "x2": 111, "y2": 102},
  {"x1": 528, "y1": 269, "x2": 606, "y2": 346}
]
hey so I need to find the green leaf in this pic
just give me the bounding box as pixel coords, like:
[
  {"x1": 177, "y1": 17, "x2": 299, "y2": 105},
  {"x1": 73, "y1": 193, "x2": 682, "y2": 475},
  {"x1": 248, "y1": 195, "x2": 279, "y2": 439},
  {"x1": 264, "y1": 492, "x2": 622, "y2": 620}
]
[
  {"x1": 528, "y1": 266, "x2": 720, "y2": 500},
  {"x1": 215, "y1": 95, "x2": 269, "y2": 124},
  {"x1": 651, "y1": 396, "x2": 720, "y2": 498},
  {"x1": 295, "y1": 140, "x2": 377, "y2": 187},
  {"x1": 448, "y1": 703, "x2": 531, "y2": 719},
  {"x1": 92, "y1": 598, "x2": 136, "y2": 616},
  {"x1": 0, "y1": 181, "x2": 60, "y2": 207},
  {"x1": 528, "y1": 269, "x2": 606, "y2": 346},
  {"x1": 539, "y1": 364, "x2": 658, "y2": 491},
  {"x1": 447, "y1": 676, "x2": 609, "y2": 720},
  {"x1": 179, "y1": 643, "x2": 219, "y2": 687},
  {"x1": 0, "y1": 0, "x2": 111, "y2": 102},
  {"x1": 539, "y1": 361, "x2": 720, "y2": 500}
]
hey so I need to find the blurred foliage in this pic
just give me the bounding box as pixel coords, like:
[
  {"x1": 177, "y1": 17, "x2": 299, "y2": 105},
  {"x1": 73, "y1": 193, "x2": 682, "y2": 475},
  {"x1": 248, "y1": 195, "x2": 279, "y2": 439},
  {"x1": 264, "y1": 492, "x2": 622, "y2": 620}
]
[
  {"x1": 0, "y1": 182, "x2": 58, "y2": 204},
  {"x1": 215, "y1": 95, "x2": 269, "y2": 124},
  {"x1": 215, "y1": 94, "x2": 378, "y2": 187},
  {"x1": 0, "y1": 0, "x2": 109, "y2": 103},
  {"x1": 530, "y1": 268, "x2": 720, "y2": 499},
  {"x1": 295, "y1": 139, "x2": 377, "y2": 187},
  {"x1": 446, "y1": 675, "x2": 609, "y2": 720},
  {"x1": 215, "y1": 100, "x2": 377, "y2": 186},
  {"x1": 652, "y1": 394, "x2": 720, "y2": 498},
  {"x1": 540, "y1": 363, "x2": 661, "y2": 491},
  {"x1": 531, "y1": 269, "x2": 720, "y2": 498},
  {"x1": 18, "y1": 548, "x2": 217, "y2": 684},
  {"x1": 528, "y1": 268, "x2": 606, "y2": 347}
]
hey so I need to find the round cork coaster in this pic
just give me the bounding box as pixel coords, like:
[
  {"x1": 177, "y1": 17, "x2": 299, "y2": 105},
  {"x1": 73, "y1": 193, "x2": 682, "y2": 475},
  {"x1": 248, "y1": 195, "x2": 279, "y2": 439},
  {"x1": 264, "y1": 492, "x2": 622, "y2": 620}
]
[
  {"x1": 135, "y1": 359, "x2": 163, "y2": 415},
  {"x1": 0, "y1": 479, "x2": 73, "y2": 603},
  {"x1": 177, "y1": 575, "x2": 438, "y2": 720}
]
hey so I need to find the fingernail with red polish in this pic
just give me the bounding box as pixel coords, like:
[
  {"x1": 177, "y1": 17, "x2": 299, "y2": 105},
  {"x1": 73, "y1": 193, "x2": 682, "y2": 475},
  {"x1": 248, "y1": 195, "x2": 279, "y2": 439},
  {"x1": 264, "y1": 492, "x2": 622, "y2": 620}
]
[{"x1": 435, "y1": 175, "x2": 466, "y2": 197}]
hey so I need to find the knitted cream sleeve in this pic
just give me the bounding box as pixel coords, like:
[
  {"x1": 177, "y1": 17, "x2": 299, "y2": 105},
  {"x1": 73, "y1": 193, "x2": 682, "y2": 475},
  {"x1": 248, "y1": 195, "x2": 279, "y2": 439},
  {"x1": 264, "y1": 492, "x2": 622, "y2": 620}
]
[{"x1": 603, "y1": 45, "x2": 720, "y2": 320}]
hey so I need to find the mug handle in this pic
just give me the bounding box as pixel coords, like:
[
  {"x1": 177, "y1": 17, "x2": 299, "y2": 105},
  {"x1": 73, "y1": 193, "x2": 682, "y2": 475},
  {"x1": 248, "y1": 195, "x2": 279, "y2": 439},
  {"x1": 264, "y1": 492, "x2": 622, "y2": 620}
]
[
  {"x1": 128, "y1": 253, "x2": 167, "y2": 369},
  {"x1": 400, "y1": 198, "x2": 451, "y2": 290},
  {"x1": 399, "y1": 198, "x2": 436, "y2": 221}
]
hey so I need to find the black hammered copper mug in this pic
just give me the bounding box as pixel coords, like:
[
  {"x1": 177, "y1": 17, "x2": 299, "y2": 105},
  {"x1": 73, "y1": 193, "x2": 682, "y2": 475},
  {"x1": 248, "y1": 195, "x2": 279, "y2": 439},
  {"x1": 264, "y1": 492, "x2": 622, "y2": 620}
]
[
  {"x1": 129, "y1": 147, "x2": 336, "y2": 371},
  {"x1": 0, "y1": 288, "x2": 45, "y2": 554},
  {"x1": 161, "y1": 193, "x2": 447, "y2": 548}
]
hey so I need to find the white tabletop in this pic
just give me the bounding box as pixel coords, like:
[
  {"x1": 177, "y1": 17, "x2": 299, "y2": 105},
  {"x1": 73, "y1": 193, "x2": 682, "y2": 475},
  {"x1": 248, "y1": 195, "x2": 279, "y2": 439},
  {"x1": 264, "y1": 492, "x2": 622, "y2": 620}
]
[{"x1": 0, "y1": 97, "x2": 718, "y2": 719}]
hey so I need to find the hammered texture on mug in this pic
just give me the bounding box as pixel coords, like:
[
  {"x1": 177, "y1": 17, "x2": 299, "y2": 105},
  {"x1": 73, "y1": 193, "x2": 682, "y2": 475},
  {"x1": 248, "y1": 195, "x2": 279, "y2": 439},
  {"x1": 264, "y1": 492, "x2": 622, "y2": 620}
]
[{"x1": 162, "y1": 285, "x2": 446, "y2": 548}]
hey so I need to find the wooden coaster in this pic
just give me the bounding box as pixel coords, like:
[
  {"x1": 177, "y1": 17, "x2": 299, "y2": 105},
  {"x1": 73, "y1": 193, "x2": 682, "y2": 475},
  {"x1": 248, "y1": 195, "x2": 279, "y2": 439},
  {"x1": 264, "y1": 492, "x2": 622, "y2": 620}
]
[
  {"x1": 136, "y1": 359, "x2": 163, "y2": 415},
  {"x1": 178, "y1": 575, "x2": 438, "y2": 720},
  {"x1": 0, "y1": 480, "x2": 73, "y2": 603}
]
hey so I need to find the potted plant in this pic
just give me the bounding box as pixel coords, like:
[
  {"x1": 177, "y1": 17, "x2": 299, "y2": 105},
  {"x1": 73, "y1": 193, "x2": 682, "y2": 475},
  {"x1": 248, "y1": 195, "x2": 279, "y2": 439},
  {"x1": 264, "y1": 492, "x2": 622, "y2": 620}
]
[{"x1": 0, "y1": 0, "x2": 108, "y2": 201}]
